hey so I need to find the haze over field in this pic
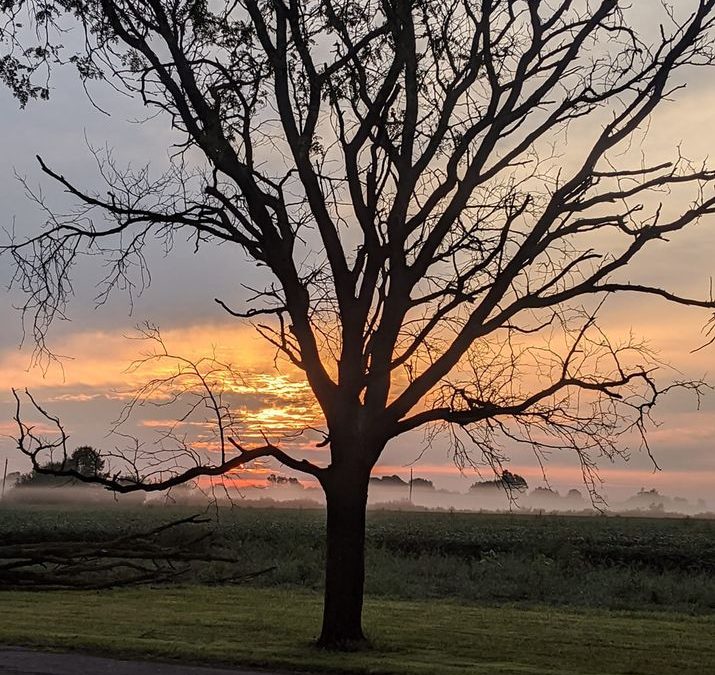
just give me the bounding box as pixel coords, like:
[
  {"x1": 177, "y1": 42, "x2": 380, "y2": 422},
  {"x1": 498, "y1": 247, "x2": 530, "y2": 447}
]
[
  {"x1": 1, "y1": 2, "x2": 715, "y2": 505},
  {"x1": 3, "y1": 476, "x2": 712, "y2": 516}
]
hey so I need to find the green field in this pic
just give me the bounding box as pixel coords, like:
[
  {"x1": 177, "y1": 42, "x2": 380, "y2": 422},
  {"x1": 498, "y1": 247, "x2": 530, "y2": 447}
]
[
  {"x1": 1, "y1": 504, "x2": 714, "y2": 673},
  {"x1": 1, "y1": 504, "x2": 713, "y2": 612}
]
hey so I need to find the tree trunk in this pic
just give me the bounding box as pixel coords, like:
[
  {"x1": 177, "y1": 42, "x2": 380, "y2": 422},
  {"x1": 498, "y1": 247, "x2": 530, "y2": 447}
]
[{"x1": 317, "y1": 468, "x2": 370, "y2": 649}]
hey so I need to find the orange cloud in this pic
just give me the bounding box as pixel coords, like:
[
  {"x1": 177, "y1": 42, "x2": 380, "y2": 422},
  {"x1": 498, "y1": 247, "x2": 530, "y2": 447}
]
[{"x1": 0, "y1": 323, "x2": 283, "y2": 390}]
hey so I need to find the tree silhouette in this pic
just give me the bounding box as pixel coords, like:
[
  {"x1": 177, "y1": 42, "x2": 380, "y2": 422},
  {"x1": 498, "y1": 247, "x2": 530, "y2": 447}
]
[
  {"x1": 71, "y1": 446, "x2": 106, "y2": 477},
  {"x1": 267, "y1": 473, "x2": 303, "y2": 487},
  {"x1": 409, "y1": 477, "x2": 435, "y2": 491},
  {"x1": 4, "y1": 0, "x2": 715, "y2": 647},
  {"x1": 470, "y1": 469, "x2": 528, "y2": 493},
  {"x1": 16, "y1": 445, "x2": 105, "y2": 487},
  {"x1": 370, "y1": 474, "x2": 409, "y2": 488}
]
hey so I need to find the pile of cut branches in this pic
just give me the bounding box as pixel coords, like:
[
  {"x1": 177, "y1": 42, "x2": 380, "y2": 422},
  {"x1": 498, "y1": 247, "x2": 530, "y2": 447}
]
[{"x1": 0, "y1": 514, "x2": 273, "y2": 590}]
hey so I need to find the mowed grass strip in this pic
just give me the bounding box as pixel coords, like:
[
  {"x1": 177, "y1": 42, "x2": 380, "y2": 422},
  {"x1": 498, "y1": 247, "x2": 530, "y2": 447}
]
[{"x1": 1, "y1": 587, "x2": 713, "y2": 675}]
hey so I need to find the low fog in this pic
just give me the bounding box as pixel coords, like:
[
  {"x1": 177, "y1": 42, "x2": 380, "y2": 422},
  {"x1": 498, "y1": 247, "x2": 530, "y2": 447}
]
[{"x1": 2, "y1": 471, "x2": 712, "y2": 518}]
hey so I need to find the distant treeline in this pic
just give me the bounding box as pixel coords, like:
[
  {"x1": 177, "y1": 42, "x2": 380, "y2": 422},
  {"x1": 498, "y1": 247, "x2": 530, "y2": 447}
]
[{"x1": 3, "y1": 452, "x2": 710, "y2": 516}]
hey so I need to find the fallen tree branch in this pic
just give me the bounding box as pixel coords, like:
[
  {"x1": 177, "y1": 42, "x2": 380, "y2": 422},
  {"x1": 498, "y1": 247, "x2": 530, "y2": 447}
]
[{"x1": 0, "y1": 514, "x2": 273, "y2": 591}]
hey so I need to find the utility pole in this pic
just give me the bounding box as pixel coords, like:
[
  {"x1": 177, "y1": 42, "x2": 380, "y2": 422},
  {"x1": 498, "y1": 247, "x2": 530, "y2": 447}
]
[
  {"x1": 408, "y1": 467, "x2": 413, "y2": 504},
  {"x1": 1, "y1": 458, "x2": 8, "y2": 501}
]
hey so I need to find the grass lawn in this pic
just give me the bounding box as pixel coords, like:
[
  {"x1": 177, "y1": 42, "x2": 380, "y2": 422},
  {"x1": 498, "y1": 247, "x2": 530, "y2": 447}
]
[{"x1": 0, "y1": 586, "x2": 713, "y2": 674}]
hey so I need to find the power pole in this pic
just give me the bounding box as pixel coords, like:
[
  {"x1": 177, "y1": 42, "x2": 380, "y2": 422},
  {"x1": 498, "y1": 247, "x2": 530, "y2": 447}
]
[{"x1": 1, "y1": 458, "x2": 8, "y2": 501}]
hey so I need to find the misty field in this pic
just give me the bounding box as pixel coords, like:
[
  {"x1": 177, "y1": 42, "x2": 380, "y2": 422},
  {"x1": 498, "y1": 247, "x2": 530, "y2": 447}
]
[{"x1": 1, "y1": 504, "x2": 713, "y2": 612}]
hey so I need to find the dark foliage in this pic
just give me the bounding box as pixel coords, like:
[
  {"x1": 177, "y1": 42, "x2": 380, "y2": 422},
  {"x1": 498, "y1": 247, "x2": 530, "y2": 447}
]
[
  {"x1": 409, "y1": 477, "x2": 434, "y2": 491},
  {"x1": 15, "y1": 446, "x2": 105, "y2": 487},
  {"x1": 370, "y1": 475, "x2": 409, "y2": 488},
  {"x1": 470, "y1": 469, "x2": 528, "y2": 493}
]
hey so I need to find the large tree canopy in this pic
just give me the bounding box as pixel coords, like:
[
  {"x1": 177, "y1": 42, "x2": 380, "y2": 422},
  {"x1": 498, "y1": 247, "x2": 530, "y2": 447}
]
[{"x1": 3, "y1": 0, "x2": 715, "y2": 647}]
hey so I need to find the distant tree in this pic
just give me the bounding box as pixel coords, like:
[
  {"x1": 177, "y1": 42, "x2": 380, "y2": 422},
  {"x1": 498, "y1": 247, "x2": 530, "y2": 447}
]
[
  {"x1": 625, "y1": 487, "x2": 668, "y2": 511},
  {"x1": 530, "y1": 486, "x2": 560, "y2": 497},
  {"x1": 637, "y1": 488, "x2": 661, "y2": 497},
  {"x1": 70, "y1": 446, "x2": 105, "y2": 477},
  {"x1": 16, "y1": 446, "x2": 105, "y2": 487},
  {"x1": 15, "y1": 461, "x2": 66, "y2": 487},
  {"x1": 469, "y1": 479, "x2": 492, "y2": 492},
  {"x1": 470, "y1": 469, "x2": 528, "y2": 493},
  {"x1": 267, "y1": 473, "x2": 303, "y2": 488},
  {"x1": 369, "y1": 474, "x2": 408, "y2": 488},
  {"x1": 501, "y1": 470, "x2": 528, "y2": 492},
  {"x1": 409, "y1": 477, "x2": 435, "y2": 491}
]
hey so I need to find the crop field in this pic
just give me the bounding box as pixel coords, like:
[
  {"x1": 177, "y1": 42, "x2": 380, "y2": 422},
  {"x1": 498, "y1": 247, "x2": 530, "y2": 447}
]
[{"x1": 1, "y1": 504, "x2": 713, "y2": 613}]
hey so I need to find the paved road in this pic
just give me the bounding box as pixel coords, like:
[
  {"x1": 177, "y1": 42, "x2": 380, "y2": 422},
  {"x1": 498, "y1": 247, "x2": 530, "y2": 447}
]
[{"x1": 0, "y1": 648, "x2": 286, "y2": 675}]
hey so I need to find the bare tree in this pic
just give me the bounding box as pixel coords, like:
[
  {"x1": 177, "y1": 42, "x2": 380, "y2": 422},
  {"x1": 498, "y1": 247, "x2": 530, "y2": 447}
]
[{"x1": 3, "y1": 0, "x2": 715, "y2": 647}]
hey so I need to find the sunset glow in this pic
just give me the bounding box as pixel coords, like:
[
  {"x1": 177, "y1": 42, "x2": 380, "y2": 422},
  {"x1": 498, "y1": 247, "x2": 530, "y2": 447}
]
[
  {"x1": 2, "y1": 308, "x2": 714, "y2": 502},
  {"x1": 1, "y1": 1, "x2": 715, "y2": 508}
]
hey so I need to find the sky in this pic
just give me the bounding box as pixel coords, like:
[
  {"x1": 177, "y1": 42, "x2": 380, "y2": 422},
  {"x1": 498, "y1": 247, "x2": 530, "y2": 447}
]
[{"x1": 1, "y1": 4, "x2": 715, "y2": 507}]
